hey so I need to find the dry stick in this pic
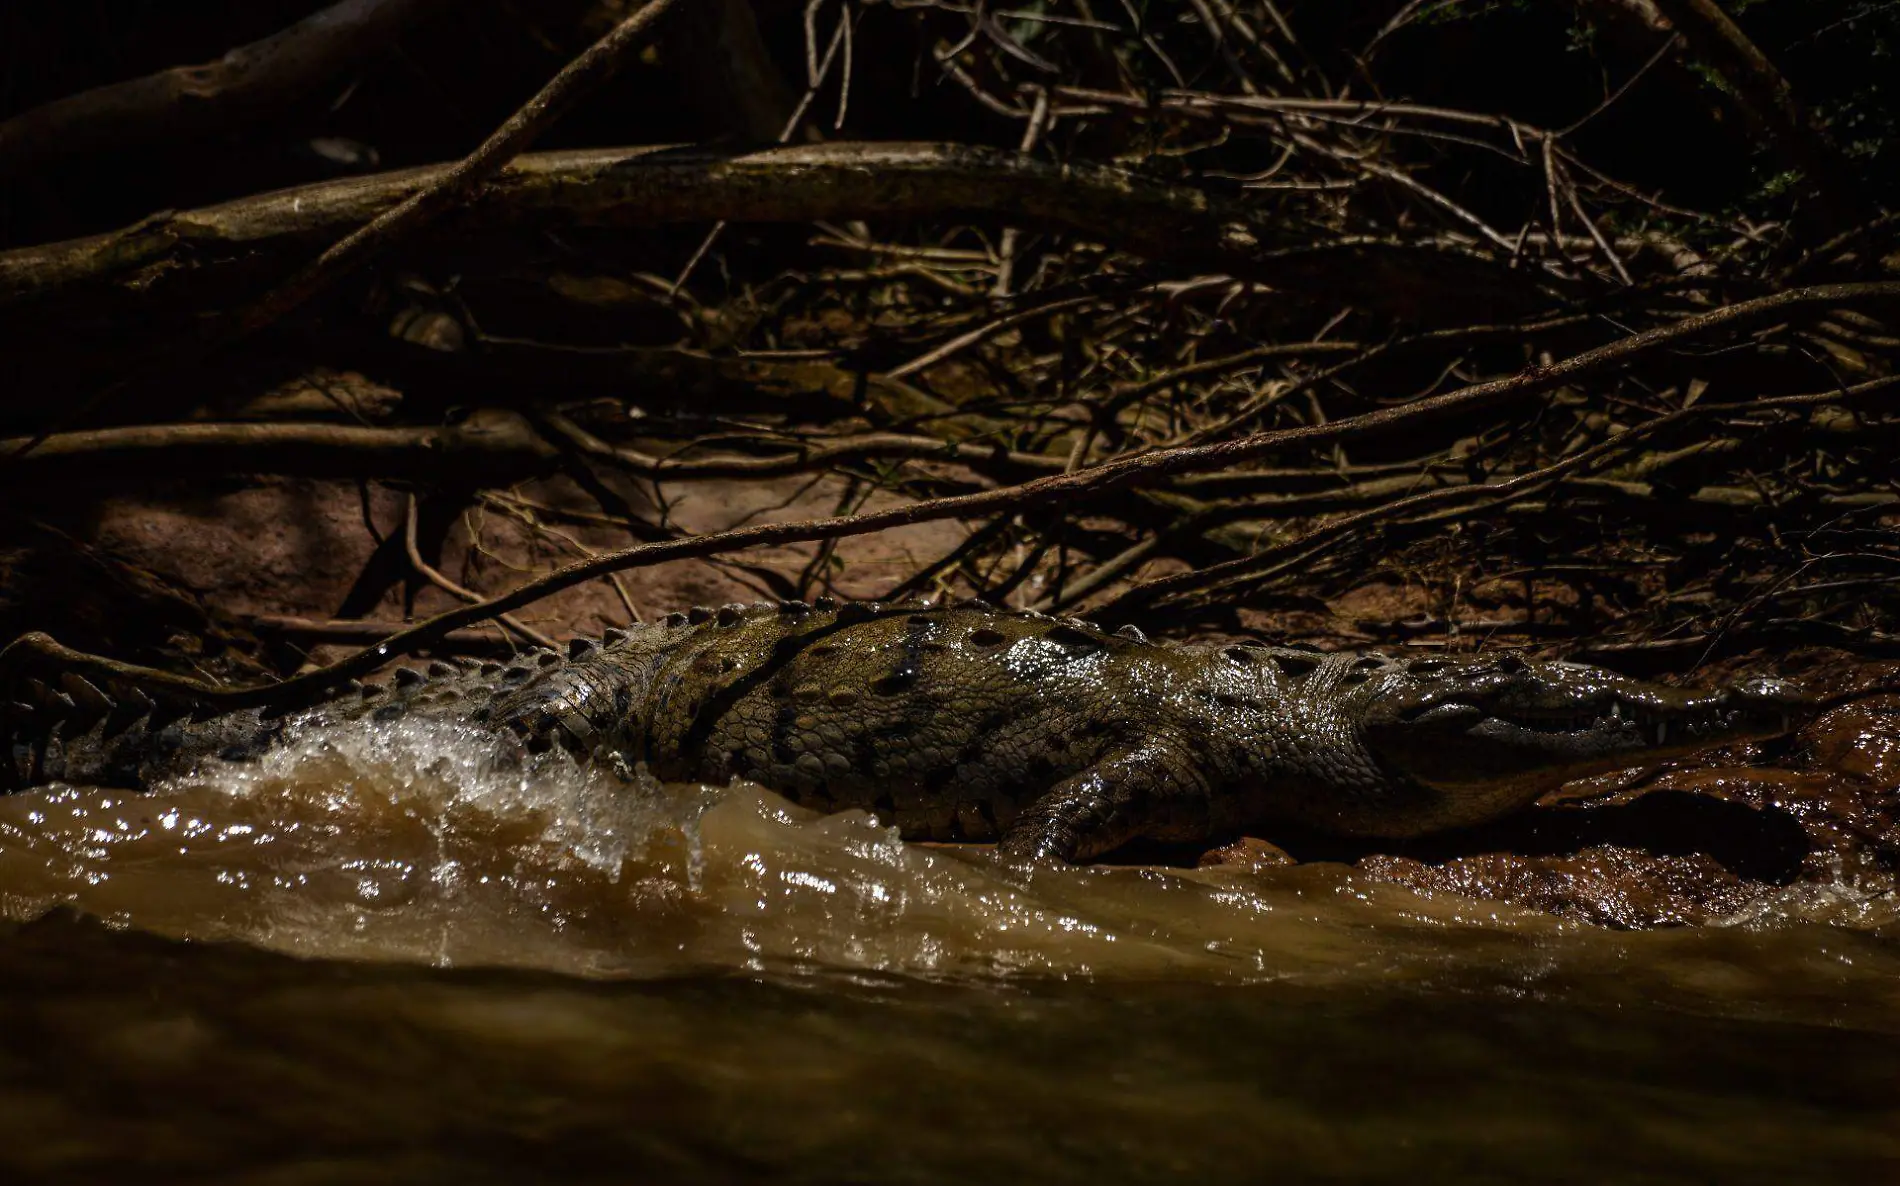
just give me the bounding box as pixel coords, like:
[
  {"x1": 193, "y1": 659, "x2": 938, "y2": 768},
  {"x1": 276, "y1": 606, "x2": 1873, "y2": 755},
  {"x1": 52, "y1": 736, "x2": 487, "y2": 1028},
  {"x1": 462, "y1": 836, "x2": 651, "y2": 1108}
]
[
  {"x1": 1103, "y1": 375, "x2": 1900, "y2": 615},
  {"x1": 473, "y1": 492, "x2": 643, "y2": 623},
  {"x1": 6, "y1": 281, "x2": 1896, "y2": 707},
  {"x1": 4, "y1": 0, "x2": 686, "y2": 460},
  {"x1": 0, "y1": 0, "x2": 449, "y2": 180},
  {"x1": 879, "y1": 516, "x2": 1019, "y2": 602},
  {"x1": 992, "y1": 85, "x2": 1054, "y2": 298},
  {"x1": 1036, "y1": 469, "x2": 1480, "y2": 612},
  {"x1": 403, "y1": 495, "x2": 558, "y2": 649},
  {"x1": 885, "y1": 293, "x2": 1102, "y2": 379},
  {"x1": 1169, "y1": 312, "x2": 1596, "y2": 447},
  {"x1": 0, "y1": 413, "x2": 561, "y2": 487},
  {"x1": 1098, "y1": 338, "x2": 1366, "y2": 411},
  {"x1": 535, "y1": 411, "x2": 1063, "y2": 481}
]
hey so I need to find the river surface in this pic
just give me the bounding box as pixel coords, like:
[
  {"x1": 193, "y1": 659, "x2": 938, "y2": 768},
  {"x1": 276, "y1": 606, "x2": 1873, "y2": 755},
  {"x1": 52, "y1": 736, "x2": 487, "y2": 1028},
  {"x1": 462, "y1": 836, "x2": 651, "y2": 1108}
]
[{"x1": 1, "y1": 717, "x2": 1896, "y2": 1183}]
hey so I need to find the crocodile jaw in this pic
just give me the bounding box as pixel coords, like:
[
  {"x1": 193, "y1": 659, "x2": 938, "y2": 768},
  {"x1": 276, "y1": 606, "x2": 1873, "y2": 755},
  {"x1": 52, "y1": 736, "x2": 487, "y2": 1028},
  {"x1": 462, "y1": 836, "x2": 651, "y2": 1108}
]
[{"x1": 1353, "y1": 661, "x2": 1811, "y2": 833}]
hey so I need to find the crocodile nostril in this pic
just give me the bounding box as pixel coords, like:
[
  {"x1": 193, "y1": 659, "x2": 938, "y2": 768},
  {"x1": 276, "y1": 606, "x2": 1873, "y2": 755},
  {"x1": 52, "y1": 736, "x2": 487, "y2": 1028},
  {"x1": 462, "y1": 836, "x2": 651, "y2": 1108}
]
[{"x1": 1494, "y1": 653, "x2": 1529, "y2": 674}]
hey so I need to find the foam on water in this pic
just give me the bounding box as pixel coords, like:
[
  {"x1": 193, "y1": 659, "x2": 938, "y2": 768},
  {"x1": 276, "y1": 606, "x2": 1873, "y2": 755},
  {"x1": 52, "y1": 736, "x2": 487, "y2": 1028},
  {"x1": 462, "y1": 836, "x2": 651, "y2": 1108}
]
[{"x1": 0, "y1": 714, "x2": 1896, "y2": 1025}]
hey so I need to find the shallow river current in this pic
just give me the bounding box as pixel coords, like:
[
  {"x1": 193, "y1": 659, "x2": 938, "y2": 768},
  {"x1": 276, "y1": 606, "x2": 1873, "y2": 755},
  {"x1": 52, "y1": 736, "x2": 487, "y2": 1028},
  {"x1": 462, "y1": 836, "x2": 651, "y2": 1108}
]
[{"x1": 1, "y1": 718, "x2": 1896, "y2": 1182}]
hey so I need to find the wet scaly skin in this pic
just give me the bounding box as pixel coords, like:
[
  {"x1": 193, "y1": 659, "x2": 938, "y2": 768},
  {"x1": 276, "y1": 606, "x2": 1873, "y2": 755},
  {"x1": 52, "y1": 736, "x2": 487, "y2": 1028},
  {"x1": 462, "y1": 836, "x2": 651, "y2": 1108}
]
[{"x1": 6, "y1": 599, "x2": 1812, "y2": 864}]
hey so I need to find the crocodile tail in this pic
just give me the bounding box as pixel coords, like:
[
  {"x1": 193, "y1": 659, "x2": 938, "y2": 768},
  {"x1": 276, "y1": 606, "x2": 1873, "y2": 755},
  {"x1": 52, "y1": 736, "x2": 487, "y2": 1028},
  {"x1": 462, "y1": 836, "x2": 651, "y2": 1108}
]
[{"x1": 0, "y1": 633, "x2": 216, "y2": 792}]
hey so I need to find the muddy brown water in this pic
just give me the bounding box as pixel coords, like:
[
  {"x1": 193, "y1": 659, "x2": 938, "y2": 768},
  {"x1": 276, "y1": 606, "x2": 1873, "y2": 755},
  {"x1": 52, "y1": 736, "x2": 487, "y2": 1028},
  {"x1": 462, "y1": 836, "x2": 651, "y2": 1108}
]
[{"x1": 1, "y1": 717, "x2": 1896, "y2": 1183}]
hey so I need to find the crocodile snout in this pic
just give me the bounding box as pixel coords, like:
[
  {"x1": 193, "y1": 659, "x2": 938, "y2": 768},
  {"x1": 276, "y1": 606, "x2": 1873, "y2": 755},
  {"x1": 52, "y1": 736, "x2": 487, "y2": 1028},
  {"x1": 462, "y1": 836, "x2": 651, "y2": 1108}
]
[{"x1": 1726, "y1": 677, "x2": 1813, "y2": 733}]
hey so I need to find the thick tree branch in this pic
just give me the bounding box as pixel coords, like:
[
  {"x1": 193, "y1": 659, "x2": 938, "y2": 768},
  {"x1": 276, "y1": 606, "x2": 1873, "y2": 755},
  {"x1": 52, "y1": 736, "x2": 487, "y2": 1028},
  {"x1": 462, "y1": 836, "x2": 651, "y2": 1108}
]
[
  {"x1": 0, "y1": 0, "x2": 450, "y2": 181},
  {"x1": 0, "y1": 143, "x2": 1558, "y2": 323},
  {"x1": 0, "y1": 412, "x2": 558, "y2": 488}
]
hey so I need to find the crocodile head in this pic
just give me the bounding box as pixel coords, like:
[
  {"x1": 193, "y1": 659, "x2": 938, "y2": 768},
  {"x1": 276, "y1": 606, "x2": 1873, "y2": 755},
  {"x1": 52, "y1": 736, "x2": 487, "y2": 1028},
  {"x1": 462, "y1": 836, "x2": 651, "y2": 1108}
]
[{"x1": 1340, "y1": 653, "x2": 1811, "y2": 835}]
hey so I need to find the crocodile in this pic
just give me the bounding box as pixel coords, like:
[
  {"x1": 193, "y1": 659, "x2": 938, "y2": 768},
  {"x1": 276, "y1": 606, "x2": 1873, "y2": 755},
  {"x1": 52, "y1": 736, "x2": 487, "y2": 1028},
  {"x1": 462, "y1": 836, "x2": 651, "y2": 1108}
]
[{"x1": 2, "y1": 598, "x2": 1810, "y2": 863}]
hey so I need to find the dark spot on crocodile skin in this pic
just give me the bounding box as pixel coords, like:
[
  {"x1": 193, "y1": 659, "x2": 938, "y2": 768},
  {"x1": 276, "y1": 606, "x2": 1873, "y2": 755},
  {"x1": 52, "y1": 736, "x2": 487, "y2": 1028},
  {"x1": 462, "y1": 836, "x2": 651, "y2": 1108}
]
[
  {"x1": 479, "y1": 662, "x2": 503, "y2": 676},
  {"x1": 428, "y1": 661, "x2": 457, "y2": 677},
  {"x1": 772, "y1": 704, "x2": 799, "y2": 762},
  {"x1": 393, "y1": 668, "x2": 424, "y2": 688},
  {"x1": 778, "y1": 600, "x2": 810, "y2": 616},
  {"x1": 1340, "y1": 670, "x2": 1371, "y2": 686},
  {"x1": 1271, "y1": 652, "x2": 1321, "y2": 677},
  {"x1": 920, "y1": 641, "x2": 951, "y2": 654},
  {"x1": 951, "y1": 708, "x2": 1016, "y2": 771},
  {"x1": 1495, "y1": 653, "x2": 1530, "y2": 674},
  {"x1": 1221, "y1": 646, "x2": 1255, "y2": 664},
  {"x1": 524, "y1": 734, "x2": 554, "y2": 756},
  {"x1": 772, "y1": 635, "x2": 804, "y2": 660},
  {"x1": 969, "y1": 628, "x2": 1007, "y2": 648},
  {"x1": 716, "y1": 603, "x2": 745, "y2": 626},
  {"x1": 1027, "y1": 755, "x2": 1056, "y2": 783},
  {"x1": 718, "y1": 657, "x2": 740, "y2": 674},
  {"x1": 536, "y1": 651, "x2": 560, "y2": 668},
  {"x1": 468, "y1": 705, "x2": 493, "y2": 724},
  {"x1": 687, "y1": 606, "x2": 713, "y2": 625},
  {"x1": 1214, "y1": 692, "x2": 1246, "y2": 709},
  {"x1": 665, "y1": 612, "x2": 688, "y2": 627},
  {"x1": 372, "y1": 704, "x2": 406, "y2": 722},
  {"x1": 836, "y1": 602, "x2": 876, "y2": 624},
  {"x1": 871, "y1": 672, "x2": 918, "y2": 696},
  {"x1": 567, "y1": 638, "x2": 596, "y2": 659},
  {"x1": 501, "y1": 665, "x2": 530, "y2": 684},
  {"x1": 808, "y1": 644, "x2": 839, "y2": 658},
  {"x1": 358, "y1": 684, "x2": 386, "y2": 700}
]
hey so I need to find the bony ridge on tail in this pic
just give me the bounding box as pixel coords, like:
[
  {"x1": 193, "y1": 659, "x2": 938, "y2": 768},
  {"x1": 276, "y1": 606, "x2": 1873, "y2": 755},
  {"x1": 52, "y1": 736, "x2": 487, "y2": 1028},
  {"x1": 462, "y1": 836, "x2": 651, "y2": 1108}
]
[{"x1": 2, "y1": 598, "x2": 1812, "y2": 864}]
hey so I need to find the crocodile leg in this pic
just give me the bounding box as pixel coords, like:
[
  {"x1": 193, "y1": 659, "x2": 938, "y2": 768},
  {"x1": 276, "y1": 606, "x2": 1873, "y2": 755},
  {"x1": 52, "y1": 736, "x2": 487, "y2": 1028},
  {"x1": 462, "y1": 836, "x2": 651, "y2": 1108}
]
[{"x1": 997, "y1": 744, "x2": 1210, "y2": 864}]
